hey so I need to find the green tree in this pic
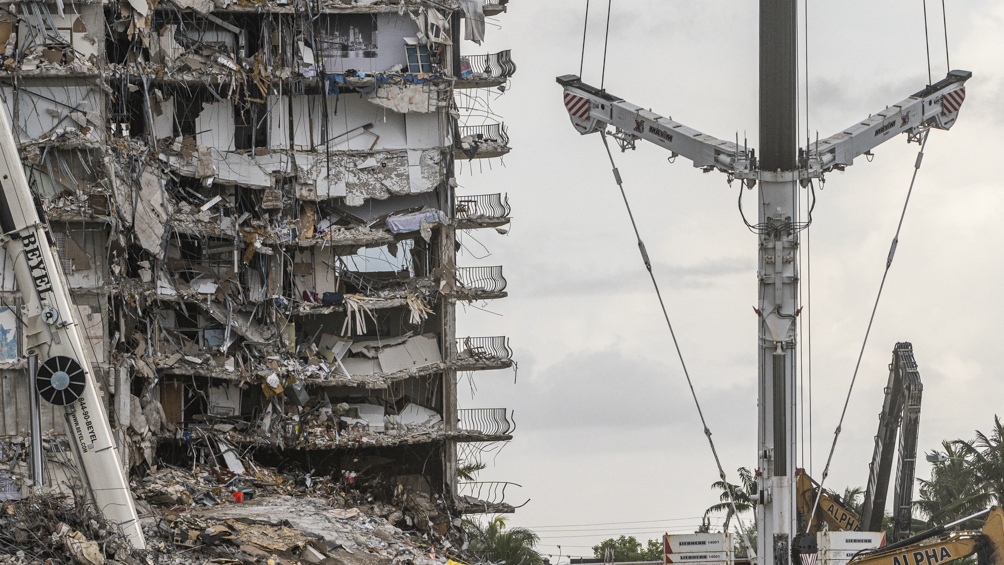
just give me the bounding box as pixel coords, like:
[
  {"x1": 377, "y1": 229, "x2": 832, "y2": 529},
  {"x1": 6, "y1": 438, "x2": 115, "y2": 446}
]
[
  {"x1": 955, "y1": 416, "x2": 1004, "y2": 505},
  {"x1": 918, "y1": 440, "x2": 992, "y2": 528},
  {"x1": 591, "y1": 536, "x2": 662, "y2": 561},
  {"x1": 704, "y1": 467, "x2": 757, "y2": 532},
  {"x1": 464, "y1": 516, "x2": 544, "y2": 565}
]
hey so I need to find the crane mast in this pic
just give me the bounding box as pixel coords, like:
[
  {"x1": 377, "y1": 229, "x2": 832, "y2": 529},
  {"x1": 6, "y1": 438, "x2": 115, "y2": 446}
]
[
  {"x1": 757, "y1": 4, "x2": 799, "y2": 564},
  {"x1": 558, "y1": 1, "x2": 969, "y2": 564},
  {"x1": 0, "y1": 100, "x2": 145, "y2": 547}
]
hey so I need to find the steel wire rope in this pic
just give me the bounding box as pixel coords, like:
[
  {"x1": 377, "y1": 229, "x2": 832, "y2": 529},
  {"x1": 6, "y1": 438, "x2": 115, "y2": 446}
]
[
  {"x1": 579, "y1": 0, "x2": 590, "y2": 79},
  {"x1": 941, "y1": 0, "x2": 951, "y2": 72},
  {"x1": 598, "y1": 131, "x2": 755, "y2": 558},
  {"x1": 600, "y1": 0, "x2": 612, "y2": 90},
  {"x1": 922, "y1": 0, "x2": 933, "y2": 84},
  {"x1": 804, "y1": 129, "x2": 931, "y2": 532}
]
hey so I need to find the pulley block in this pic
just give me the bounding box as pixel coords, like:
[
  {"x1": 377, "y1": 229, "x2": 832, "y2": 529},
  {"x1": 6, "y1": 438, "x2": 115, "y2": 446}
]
[{"x1": 35, "y1": 355, "x2": 87, "y2": 405}]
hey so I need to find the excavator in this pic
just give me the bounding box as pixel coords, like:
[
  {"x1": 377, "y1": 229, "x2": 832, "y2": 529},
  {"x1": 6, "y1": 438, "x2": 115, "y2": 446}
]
[
  {"x1": 0, "y1": 95, "x2": 145, "y2": 546},
  {"x1": 796, "y1": 468, "x2": 861, "y2": 534},
  {"x1": 837, "y1": 507, "x2": 1004, "y2": 565}
]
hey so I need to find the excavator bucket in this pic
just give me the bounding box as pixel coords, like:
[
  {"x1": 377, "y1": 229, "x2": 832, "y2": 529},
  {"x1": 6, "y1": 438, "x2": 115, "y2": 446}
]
[{"x1": 978, "y1": 507, "x2": 1004, "y2": 565}]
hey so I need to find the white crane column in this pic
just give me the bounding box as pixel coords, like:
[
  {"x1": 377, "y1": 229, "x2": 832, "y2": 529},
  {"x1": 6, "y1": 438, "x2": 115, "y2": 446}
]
[
  {"x1": 756, "y1": 176, "x2": 799, "y2": 565},
  {"x1": 756, "y1": 0, "x2": 800, "y2": 564}
]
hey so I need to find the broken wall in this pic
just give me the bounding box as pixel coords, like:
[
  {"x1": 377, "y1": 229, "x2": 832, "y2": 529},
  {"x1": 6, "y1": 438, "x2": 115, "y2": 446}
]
[{"x1": 2, "y1": 81, "x2": 104, "y2": 143}]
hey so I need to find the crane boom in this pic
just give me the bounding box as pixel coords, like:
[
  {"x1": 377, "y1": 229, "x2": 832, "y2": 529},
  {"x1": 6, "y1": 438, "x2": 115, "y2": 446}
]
[
  {"x1": 558, "y1": 70, "x2": 971, "y2": 184},
  {"x1": 808, "y1": 71, "x2": 970, "y2": 175},
  {"x1": 557, "y1": 75, "x2": 755, "y2": 177},
  {"x1": 0, "y1": 103, "x2": 145, "y2": 547}
]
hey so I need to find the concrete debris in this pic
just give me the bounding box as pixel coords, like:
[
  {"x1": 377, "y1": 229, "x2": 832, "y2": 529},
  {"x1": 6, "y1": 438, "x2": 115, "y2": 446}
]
[{"x1": 0, "y1": 0, "x2": 516, "y2": 554}]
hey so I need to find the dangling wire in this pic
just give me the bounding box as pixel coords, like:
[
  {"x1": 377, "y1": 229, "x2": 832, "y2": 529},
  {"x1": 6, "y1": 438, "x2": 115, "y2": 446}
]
[
  {"x1": 600, "y1": 0, "x2": 612, "y2": 90},
  {"x1": 805, "y1": 130, "x2": 931, "y2": 532},
  {"x1": 922, "y1": 0, "x2": 933, "y2": 84},
  {"x1": 579, "y1": 0, "x2": 591, "y2": 78},
  {"x1": 598, "y1": 130, "x2": 755, "y2": 559}
]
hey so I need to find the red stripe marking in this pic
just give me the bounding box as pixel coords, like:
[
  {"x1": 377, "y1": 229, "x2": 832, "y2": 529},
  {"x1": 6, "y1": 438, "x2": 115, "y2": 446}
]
[
  {"x1": 564, "y1": 93, "x2": 590, "y2": 119},
  {"x1": 942, "y1": 88, "x2": 966, "y2": 115}
]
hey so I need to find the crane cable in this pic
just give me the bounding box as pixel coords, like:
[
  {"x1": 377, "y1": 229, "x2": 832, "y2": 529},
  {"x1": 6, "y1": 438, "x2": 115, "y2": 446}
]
[
  {"x1": 805, "y1": 129, "x2": 932, "y2": 533},
  {"x1": 598, "y1": 131, "x2": 756, "y2": 557},
  {"x1": 578, "y1": 0, "x2": 590, "y2": 78},
  {"x1": 577, "y1": 0, "x2": 614, "y2": 89},
  {"x1": 922, "y1": 0, "x2": 933, "y2": 84}
]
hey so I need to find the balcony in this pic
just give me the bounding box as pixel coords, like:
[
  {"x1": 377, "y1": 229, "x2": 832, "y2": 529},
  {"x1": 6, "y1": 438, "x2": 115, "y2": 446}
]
[
  {"x1": 457, "y1": 408, "x2": 515, "y2": 439},
  {"x1": 456, "y1": 50, "x2": 517, "y2": 89},
  {"x1": 455, "y1": 193, "x2": 511, "y2": 229},
  {"x1": 456, "y1": 481, "x2": 527, "y2": 515},
  {"x1": 455, "y1": 336, "x2": 514, "y2": 371},
  {"x1": 483, "y1": 0, "x2": 511, "y2": 16},
  {"x1": 455, "y1": 123, "x2": 511, "y2": 160},
  {"x1": 455, "y1": 265, "x2": 507, "y2": 300}
]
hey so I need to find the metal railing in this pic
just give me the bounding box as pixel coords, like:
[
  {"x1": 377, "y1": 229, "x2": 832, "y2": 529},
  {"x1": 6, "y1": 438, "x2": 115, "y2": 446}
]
[
  {"x1": 459, "y1": 49, "x2": 516, "y2": 81},
  {"x1": 456, "y1": 266, "x2": 507, "y2": 294},
  {"x1": 455, "y1": 193, "x2": 511, "y2": 220},
  {"x1": 457, "y1": 481, "x2": 526, "y2": 510},
  {"x1": 455, "y1": 336, "x2": 513, "y2": 364},
  {"x1": 458, "y1": 408, "x2": 514, "y2": 436},
  {"x1": 457, "y1": 123, "x2": 510, "y2": 147}
]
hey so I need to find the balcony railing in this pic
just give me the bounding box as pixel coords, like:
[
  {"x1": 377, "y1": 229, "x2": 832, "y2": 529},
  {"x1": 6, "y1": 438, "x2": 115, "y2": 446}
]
[
  {"x1": 458, "y1": 123, "x2": 509, "y2": 147},
  {"x1": 482, "y1": 0, "x2": 511, "y2": 14},
  {"x1": 456, "y1": 336, "x2": 513, "y2": 364},
  {"x1": 456, "y1": 265, "x2": 507, "y2": 295},
  {"x1": 458, "y1": 408, "x2": 514, "y2": 436},
  {"x1": 457, "y1": 481, "x2": 527, "y2": 512},
  {"x1": 459, "y1": 49, "x2": 517, "y2": 82},
  {"x1": 455, "y1": 193, "x2": 511, "y2": 221}
]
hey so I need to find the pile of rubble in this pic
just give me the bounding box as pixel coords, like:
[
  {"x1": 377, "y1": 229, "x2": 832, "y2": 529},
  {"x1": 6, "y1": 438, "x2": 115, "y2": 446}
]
[{"x1": 0, "y1": 459, "x2": 471, "y2": 565}]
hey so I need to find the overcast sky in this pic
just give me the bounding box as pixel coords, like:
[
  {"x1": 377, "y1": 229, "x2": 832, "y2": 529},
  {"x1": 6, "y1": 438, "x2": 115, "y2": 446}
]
[{"x1": 452, "y1": 1, "x2": 1004, "y2": 561}]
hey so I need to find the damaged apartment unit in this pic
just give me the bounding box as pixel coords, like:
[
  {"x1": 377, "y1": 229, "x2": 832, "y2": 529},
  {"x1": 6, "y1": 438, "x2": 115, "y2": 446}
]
[{"x1": 0, "y1": 0, "x2": 519, "y2": 521}]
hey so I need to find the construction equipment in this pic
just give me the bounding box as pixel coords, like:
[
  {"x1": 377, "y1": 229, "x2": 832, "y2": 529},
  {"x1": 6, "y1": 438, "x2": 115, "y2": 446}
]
[
  {"x1": 841, "y1": 507, "x2": 1004, "y2": 565},
  {"x1": 558, "y1": 70, "x2": 970, "y2": 187},
  {"x1": 559, "y1": 63, "x2": 969, "y2": 565},
  {"x1": 0, "y1": 101, "x2": 145, "y2": 546},
  {"x1": 796, "y1": 469, "x2": 861, "y2": 534},
  {"x1": 861, "y1": 343, "x2": 924, "y2": 541}
]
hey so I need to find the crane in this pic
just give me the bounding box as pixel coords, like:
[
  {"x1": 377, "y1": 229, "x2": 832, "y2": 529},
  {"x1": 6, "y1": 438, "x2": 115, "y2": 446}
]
[
  {"x1": 0, "y1": 97, "x2": 146, "y2": 547},
  {"x1": 558, "y1": 3, "x2": 969, "y2": 564}
]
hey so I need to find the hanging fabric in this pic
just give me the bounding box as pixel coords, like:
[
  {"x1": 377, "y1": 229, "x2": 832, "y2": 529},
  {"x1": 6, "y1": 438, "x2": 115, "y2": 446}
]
[{"x1": 461, "y1": 0, "x2": 485, "y2": 44}]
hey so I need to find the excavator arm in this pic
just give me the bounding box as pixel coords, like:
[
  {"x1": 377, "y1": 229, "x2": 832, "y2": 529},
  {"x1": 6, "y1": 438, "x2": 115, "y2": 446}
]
[
  {"x1": 0, "y1": 104, "x2": 145, "y2": 546},
  {"x1": 796, "y1": 468, "x2": 861, "y2": 533},
  {"x1": 845, "y1": 508, "x2": 1004, "y2": 565}
]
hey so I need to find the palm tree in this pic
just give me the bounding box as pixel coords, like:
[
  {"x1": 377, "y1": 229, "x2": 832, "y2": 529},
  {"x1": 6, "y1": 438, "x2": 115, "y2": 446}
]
[
  {"x1": 919, "y1": 439, "x2": 992, "y2": 528},
  {"x1": 955, "y1": 416, "x2": 1004, "y2": 505},
  {"x1": 704, "y1": 467, "x2": 757, "y2": 532},
  {"x1": 464, "y1": 516, "x2": 544, "y2": 565}
]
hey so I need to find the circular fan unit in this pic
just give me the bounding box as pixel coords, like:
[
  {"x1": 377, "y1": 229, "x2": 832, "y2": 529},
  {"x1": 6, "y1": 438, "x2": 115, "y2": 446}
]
[{"x1": 36, "y1": 355, "x2": 87, "y2": 405}]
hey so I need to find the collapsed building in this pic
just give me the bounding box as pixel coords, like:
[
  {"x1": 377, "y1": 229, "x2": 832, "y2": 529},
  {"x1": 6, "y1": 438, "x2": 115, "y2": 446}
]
[{"x1": 0, "y1": 0, "x2": 518, "y2": 534}]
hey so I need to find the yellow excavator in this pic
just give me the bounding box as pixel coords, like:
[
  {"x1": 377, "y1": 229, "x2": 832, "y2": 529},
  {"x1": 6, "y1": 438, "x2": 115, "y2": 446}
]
[
  {"x1": 839, "y1": 507, "x2": 1004, "y2": 565},
  {"x1": 796, "y1": 468, "x2": 862, "y2": 533}
]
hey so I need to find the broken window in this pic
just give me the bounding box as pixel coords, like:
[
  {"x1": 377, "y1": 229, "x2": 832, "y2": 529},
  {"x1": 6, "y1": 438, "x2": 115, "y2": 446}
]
[
  {"x1": 404, "y1": 38, "x2": 432, "y2": 74},
  {"x1": 234, "y1": 99, "x2": 268, "y2": 151}
]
